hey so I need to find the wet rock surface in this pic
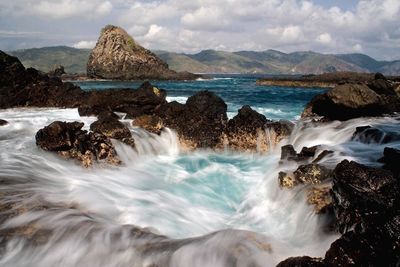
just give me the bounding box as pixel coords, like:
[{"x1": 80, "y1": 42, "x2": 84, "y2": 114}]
[
  {"x1": 331, "y1": 160, "x2": 399, "y2": 233},
  {"x1": 352, "y1": 125, "x2": 400, "y2": 144},
  {"x1": 36, "y1": 121, "x2": 121, "y2": 167},
  {"x1": 278, "y1": 159, "x2": 400, "y2": 266},
  {"x1": 0, "y1": 119, "x2": 8, "y2": 126},
  {"x1": 378, "y1": 147, "x2": 400, "y2": 178},
  {"x1": 132, "y1": 114, "x2": 164, "y2": 135},
  {"x1": 276, "y1": 256, "x2": 326, "y2": 267},
  {"x1": 155, "y1": 90, "x2": 228, "y2": 149},
  {"x1": 302, "y1": 73, "x2": 400, "y2": 120}
]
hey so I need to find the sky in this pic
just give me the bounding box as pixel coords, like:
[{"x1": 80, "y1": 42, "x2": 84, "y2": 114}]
[{"x1": 0, "y1": 0, "x2": 399, "y2": 60}]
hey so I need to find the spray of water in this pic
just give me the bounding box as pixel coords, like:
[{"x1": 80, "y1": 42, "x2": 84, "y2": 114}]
[{"x1": 0, "y1": 108, "x2": 398, "y2": 266}]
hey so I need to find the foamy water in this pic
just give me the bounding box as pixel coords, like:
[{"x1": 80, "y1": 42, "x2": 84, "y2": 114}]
[{"x1": 0, "y1": 107, "x2": 399, "y2": 266}]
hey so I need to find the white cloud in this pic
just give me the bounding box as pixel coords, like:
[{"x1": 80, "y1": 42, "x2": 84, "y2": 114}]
[
  {"x1": 1, "y1": 0, "x2": 400, "y2": 59},
  {"x1": 72, "y1": 40, "x2": 96, "y2": 49},
  {"x1": 316, "y1": 33, "x2": 332, "y2": 44}
]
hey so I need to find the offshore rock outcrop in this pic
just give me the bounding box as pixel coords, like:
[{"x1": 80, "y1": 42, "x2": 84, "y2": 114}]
[
  {"x1": 301, "y1": 73, "x2": 400, "y2": 120},
  {"x1": 35, "y1": 121, "x2": 121, "y2": 167},
  {"x1": 0, "y1": 119, "x2": 8, "y2": 126},
  {"x1": 87, "y1": 25, "x2": 198, "y2": 80}
]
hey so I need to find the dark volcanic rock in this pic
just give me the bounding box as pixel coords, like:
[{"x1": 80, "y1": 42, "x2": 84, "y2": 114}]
[
  {"x1": 87, "y1": 25, "x2": 198, "y2": 80},
  {"x1": 0, "y1": 119, "x2": 8, "y2": 126},
  {"x1": 87, "y1": 81, "x2": 167, "y2": 118},
  {"x1": 294, "y1": 163, "x2": 331, "y2": 185},
  {"x1": 90, "y1": 117, "x2": 132, "y2": 142},
  {"x1": 132, "y1": 114, "x2": 164, "y2": 135},
  {"x1": 307, "y1": 186, "x2": 332, "y2": 214},
  {"x1": 156, "y1": 91, "x2": 227, "y2": 149},
  {"x1": 224, "y1": 105, "x2": 268, "y2": 151},
  {"x1": 36, "y1": 121, "x2": 84, "y2": 151},
  {"x1": 301, "y1": 82, "x2": 400, "y2": 120},
  {"x1": 36, "y1": 121, "x2": 120, "y2": 167},
  {"x1": 276, "y1": 256, "x2": 326, "y2": 267},
  {"x1": 324, "y1": 215, "x2": 400, "y2": 266},
  {"x1": 331, "y1": 160, "x2": 399, "y2": 233},
  {"x1": 352, "y1": 125, "x2": 400, "y2": 144},
  {"x1": 378, "y1": 147, "x2": 400, "y2": 178},
  {"x1": 281, "y1": 145, "x2": 297, "y2": 160},
  {"x1": 0, "y1": 50, "x2": 86, "y2": 109}
]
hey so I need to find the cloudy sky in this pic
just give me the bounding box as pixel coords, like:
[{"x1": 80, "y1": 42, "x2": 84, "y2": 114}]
[{"x1": 0, "y1": 0, "x2": 399, "y2": 60}]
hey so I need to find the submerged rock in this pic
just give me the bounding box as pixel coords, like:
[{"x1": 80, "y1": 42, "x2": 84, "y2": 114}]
[
  {"x1": 0, "y1": 119, "x2": 8, "y2": 126},
  {"x1": 352, "y1": 125, "x2": 400, "y2": 144},
  {"x1": 87, "y1": 25, "x2": 198, "y2": 80},
  {"x1": 36, "y1": 121, "x2": 121, "y2": 167}
]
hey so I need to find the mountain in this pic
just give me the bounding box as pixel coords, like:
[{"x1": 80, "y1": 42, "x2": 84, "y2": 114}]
[
  {"x1": 8, "y1": 46, "x2": 400, "y2": 75},
  {"x1": 9, "y1": 46, "x2": 90, "y2": 74}
]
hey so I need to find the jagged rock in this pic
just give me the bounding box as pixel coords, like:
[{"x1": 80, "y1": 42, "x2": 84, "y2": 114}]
[
  {"x1": 265, "y1": 120, "x2": 294, "y2": 145},
  {"x1": 0, "y1": 51, "x2": 86, "y2": 109},
  {"x1": 301, "y1": 82, "x2": 400, "y2": 120},
  {"x1": 48, "y1": 65, "x2": 65, "y2": 77},
  {"x1": 278, "y1": 171, "x2": 297, "y2": 188},
  {"x1": 87, "y1": 25, "x2": 198, "y2": 80},
  {"x1": 294, "y1": 163, "x2": 331, "y2": 185},
  {"x1": 280, "y1": 145, "x2": 328, "y2": 163},
  {"x1": 307, "y1": 186, "x2": 332, "y2": 214},
  {"x1": 35, "y1": 121, "x2": 120, "y2": 167},
  {"x1": 90, "y1": 118, "x2": 131, "y2": 140},
  {"x1": 324, "y1": 215, "x2": 400, "y2": 266},
  {"x1": 156, "y1": 91, "x2": 227, "y2": 150},
  {"x1": 0, "y1": 119, "x2": 8, "y2": 126},
  {"x1": 88, "y1": 81, "x2": 167, "y2": 118},
  {"x1": 224, "y1": 105, "x2": 268, "y2": 151},
  {"x1": 331, "y1": 160, "x2": 399, "y2": 233},
  {"x1": 298, "y1": 145, "x2": 319, "y2": 159},
  {"x1": 132, "y1": 114, "x2": 164, "y2": 135},
  {"x1": 378, "y1": 147, "x2": 400, "y2": 178},
  {"x1": 276, "y1": 256, "x2": 326, "y2": 267},
  {"x1": 352, "y1": 125, "x2": 400, "y2": 144}
]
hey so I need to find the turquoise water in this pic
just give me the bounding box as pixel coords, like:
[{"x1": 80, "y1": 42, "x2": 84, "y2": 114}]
[{"x1": 73, "y1": 75, "x2": 327, "y2": 120}]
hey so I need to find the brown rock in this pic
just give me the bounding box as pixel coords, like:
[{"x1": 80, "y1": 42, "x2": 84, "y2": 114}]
[
  {"x1": 307, "y1": 186, "x2": 332, "y2": 214},
  {"x1": 36, "y1": 121, "x2": 121, "y2": 167},
  {"x1": 294, "y1": 163, "x2": 331, "y2": 185},
  {"x1": 132, "y1": 114, "x2": 164, "y2": 134},
  {"x1": 278, "y1": 171, "x2": 298, "y2": 188},
  {"x1": 87, "y1": 25, "x2": 198, "y2": 80}
]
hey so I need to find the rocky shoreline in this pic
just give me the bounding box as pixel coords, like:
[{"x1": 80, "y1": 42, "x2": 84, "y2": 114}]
[
  {"x1": 1, "y1": 49, "x2": 400, "y2": 266},
  {"x1": 257, "y1": 71, "x2": 400, "y2": 89}
]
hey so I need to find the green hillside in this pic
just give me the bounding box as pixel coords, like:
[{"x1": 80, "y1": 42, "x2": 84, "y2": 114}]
[
  {"x1": 6, "y1": 46, "x2": 400, "y2": 75},
  {"x1": 9, "y1": 46, "x2": 90, "y2": 74}
]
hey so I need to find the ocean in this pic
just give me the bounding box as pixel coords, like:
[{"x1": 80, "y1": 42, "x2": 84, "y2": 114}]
[{"x1": 0, "y1": 76, "x2": 399, "y2": 266}]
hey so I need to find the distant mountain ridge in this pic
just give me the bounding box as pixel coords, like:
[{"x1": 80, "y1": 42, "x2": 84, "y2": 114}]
[{"x1": 8, "y1": 46, "x2": 400, "y2": 75}]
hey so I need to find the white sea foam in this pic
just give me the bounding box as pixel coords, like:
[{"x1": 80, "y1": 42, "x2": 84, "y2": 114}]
[{"x1": 0, "y1": 107, "x2": 399, "y2": 266}]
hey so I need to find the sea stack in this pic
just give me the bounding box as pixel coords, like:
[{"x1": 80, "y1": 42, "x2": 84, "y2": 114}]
[{"x1": 87, "y1": 25, "x2": 198, "y2": 80}]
